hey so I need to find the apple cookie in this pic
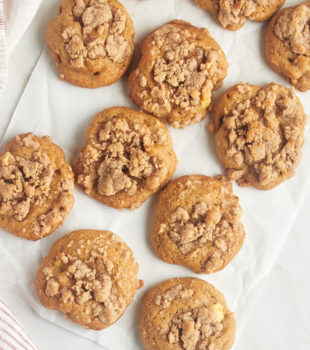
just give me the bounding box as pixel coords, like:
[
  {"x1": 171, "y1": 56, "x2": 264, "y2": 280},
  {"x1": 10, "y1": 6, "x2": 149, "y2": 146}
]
[
  {"x1": 265, "y1": 1, "x2": 310, "y2": 91},
  {"x1": 35, "y1": 229, "x2": 143, "y2": 330},
  {"x1": 128, "y1": 20, "x2": 228, "y2": 128},
  {"x1": 152, "y1": 175, "x2": 245, "y2": 274},
  {"x1": 211, "y1": 82, "x2": 306, "y2": 190},
  {"x1": 74, "y1": 107, "x2": 177, "y2": 209},
  {"x1": 0, "y1": 133, "x2": 74, "y2": 240},
  {"x1": 46, "y1": 0, "x2": 135, "y2": 88},
  {"x1": 140, "y1": 277, "x2": 236, "y2": 350},
  {"x1": 194, "y1": 0, "x2": 285, "y2": 31}
]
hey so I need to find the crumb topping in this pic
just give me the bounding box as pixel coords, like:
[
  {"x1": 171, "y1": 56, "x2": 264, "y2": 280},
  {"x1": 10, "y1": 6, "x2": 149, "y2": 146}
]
[
  {"x1": 160, "y1": 180, "x2": 243, "y2": 272},
  {"x1": 62, "y1": 0, "x2": 131, "y2": 68},
  {"x1": 0, "y1": 134, "x2": 74, "y2": 236},
  {"x1": 42, "y1": 234, "x2": 138, "y2": 325},
  {"x1": 136, "y1": 23, "x2": 226, "y2": 127},
  {"x1": 167, "y1": 305, "x2": 224, "y2": 350},
  {"x1": 154, "y1": 284, "x2": 193, "y2": 308},
  {"x1": 77, "y1": 117, "x2": 167, "y2": 199},
  {"x1": 217, "y1": 0, "x2": 262, "y2": 28},
  {"x1": 217, "y1": 83, "x2": 305, "y2": 187},
  {"x1": 274, "y1": 4, "x2": 310, "y2": 56}
]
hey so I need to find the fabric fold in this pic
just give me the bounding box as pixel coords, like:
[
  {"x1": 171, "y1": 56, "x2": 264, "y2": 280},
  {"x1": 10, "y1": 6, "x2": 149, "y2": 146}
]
[{"x1": 0, "y1": 0, "x2": 41, "y2": 95}]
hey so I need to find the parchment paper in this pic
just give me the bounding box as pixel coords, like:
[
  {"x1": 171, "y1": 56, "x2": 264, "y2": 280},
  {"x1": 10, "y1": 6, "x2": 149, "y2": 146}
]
[{"x1": 0, "y1": 0, "x2": 309, "y2": 349}]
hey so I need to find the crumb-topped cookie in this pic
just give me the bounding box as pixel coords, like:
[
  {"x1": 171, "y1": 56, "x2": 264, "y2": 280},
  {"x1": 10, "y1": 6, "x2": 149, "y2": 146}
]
[
  {"x1": 152, "y1": 175, "x2": 245, "y2": 274},
  {"x1": 211, "y1": 82, "x2": 306, "y2": 190},
  {"x1": 194, "y1": 0, "x2": 285, "y2": 31},
  {"x1": 46, "y1": 0, "x2": 135, "y2": 88},
  {"x1": 35, "y1": 229, "x2": 143, "y2": 330},
  {"x1": 128, "y1": 20, "x2": 228, "y2": 128},
  {"x1": 140, "y1": 277, "x2": 236, "y2": 350},
  {"x1": 265, "y1": 1, "x2": 310, "y2": 91},
  {"x1": 0, "y1": 133, "x2": 74, "y2": 240},
  {"x1": 74, "y1": 107, "x2": 177, "y2": 209}
]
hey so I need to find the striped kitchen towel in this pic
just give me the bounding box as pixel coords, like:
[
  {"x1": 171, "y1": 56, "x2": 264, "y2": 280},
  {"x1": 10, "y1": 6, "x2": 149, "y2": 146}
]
[
  {"x1": 0, "y1": 298, "x2": 37, "y2": 350},
  {"x1": 0, "y1": 0, "x2": 7, "y2": 95},
  {"x1": 0, "y1": 0, "x2": 41, "y2": 95}
]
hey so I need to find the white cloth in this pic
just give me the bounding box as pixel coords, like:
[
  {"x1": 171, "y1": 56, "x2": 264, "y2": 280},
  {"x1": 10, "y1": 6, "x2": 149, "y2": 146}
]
[
  {"x1": 0, "y1": 0, "x2": 41, "y2": 95},
  {"x1": 0, "y1": 297, "x2": 37, "y2": 350}
]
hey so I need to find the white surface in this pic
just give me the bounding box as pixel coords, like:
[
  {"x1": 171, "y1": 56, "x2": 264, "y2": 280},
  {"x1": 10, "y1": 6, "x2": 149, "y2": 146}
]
[{"x1": 0, "y1": 0, "x2": 309, "y2": 349}]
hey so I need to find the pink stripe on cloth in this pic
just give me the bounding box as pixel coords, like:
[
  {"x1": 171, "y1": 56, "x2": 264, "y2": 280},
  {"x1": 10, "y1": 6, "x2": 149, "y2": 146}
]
[
  {"x1": 0, "y1": 334, "x2": 18, "y2": 350},
  {"x1": 0, "y1": 298, "x2": 37, "y2": 350},
  {"x1": 0, "y1": 0, "x2": 7, "y2": 95},
  {"x1": 0, "y1": 317, "x2": 36, "y2": 350},
  {"x1": 2, "y1": 329, "x2": 29, "y2": 350}
]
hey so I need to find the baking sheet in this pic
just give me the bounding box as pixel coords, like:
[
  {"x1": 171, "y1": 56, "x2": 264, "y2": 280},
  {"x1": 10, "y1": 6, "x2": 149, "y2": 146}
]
[{"x1": 0, "y1": 0, "x2": 309, "y2": 349}]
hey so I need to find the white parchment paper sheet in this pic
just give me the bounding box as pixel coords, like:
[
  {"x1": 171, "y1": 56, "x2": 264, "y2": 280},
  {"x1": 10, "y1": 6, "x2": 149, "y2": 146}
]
[{"x1": 0, "y1": 0, "x2": 309, "y2": 349}]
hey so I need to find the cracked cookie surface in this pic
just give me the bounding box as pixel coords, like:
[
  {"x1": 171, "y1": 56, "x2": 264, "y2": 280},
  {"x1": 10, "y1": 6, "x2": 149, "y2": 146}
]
[
  {"x1": 128, "y1": 20, "x2": 228, "y2": 128},
  {"x1": 74, "y1": 107, "x2": 177, "y2": 209},
  {"x1": 265, "y1": 1, "x2": 310, "y2": 91},
  {"x1": 46, "y1": 0, "x2": 135, "y2": 88},
  {"x1": 194, "y1": 0, "x2": 285, "y2": 30},
  {"x1": 152, "y1": 175, "x2": 245, "y2": 274},
  {"x1": 35, "y1": 229, "x2": 143, "y2": 330},
  {"x1": 0, "y1": 133, "x2": 74, "y2": 240},
  {"x1": 211, "y1": 82, "x2": 306, "y2": 190},
  {"x1": 140, "y1": 277, "x2": 235, "y2": 350}
]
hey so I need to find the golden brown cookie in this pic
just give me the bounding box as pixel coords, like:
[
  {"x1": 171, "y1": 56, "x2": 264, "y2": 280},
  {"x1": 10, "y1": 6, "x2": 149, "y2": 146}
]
[
  {"x1": 140, "y1": 277, "x2": 236, "y2": 350},
  {"x1": 128, "y1": 20, "x2": 228, "y2": 128},
  {"x1": 35, "y1": 229, "x2": 143, "y2": 330},
  {"x1": 0, "y1": 133, "x2": 74, "y2": 240},
  {"x1": 194, "y1": 0, "x2": 285, "y2": 31},
  {"x1": 74, "y1": 107, "x2": 177, "y2": 209},
  {"x1": 152, "y1": 175, "x2": 245, "y2": 274},
  {"x1": 211, "y1": 82, "x2": 306, "y2": 190},
  {"x1": 265, "y1": 1, "x2": 310, "y2": 91},
  {"x1": 46, "y1": 0, "x2": 135, "y2": 88}
]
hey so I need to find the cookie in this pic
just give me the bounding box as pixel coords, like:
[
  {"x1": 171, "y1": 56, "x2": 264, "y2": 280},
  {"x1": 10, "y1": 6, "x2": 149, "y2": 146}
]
[
  {"x1": 35, "y1": 229, "x2": 143, "y2": 330},
  {"x1": 152, "y1": 175, "x2": 245, "y2": 274},
  {"x1": 74, "y1": 107, "x2": 177, "y2": 209},
  {"x1": 46, "y1": 0, "x2": 135, "y2": 88},
  {"x1": 194, "y1": 0, "x2": 285, "y2": 31},
  {"x1": 128, "y1": 20, "x2": 228, "y2": 128},
  {"x1": 265, "y1": 1, "x2": 310, "y2": 91},
  {"x1": 0, "y1": 133, "x2": 74, "y2": 240},
  {"x1": 211, "y1": 82, "x2": 306, "y2": 190},
  {"x1": 140, "y1": 277, "x2": 236, "y2": 350}
]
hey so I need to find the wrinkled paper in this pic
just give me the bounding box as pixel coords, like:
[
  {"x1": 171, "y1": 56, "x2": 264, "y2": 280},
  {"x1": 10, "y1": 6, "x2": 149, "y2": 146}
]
[{"x1": 0, "y1": 0, "x2": 309, "y2": 349}]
